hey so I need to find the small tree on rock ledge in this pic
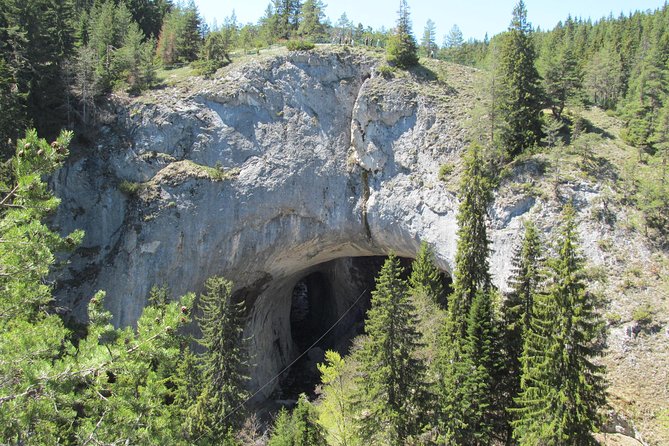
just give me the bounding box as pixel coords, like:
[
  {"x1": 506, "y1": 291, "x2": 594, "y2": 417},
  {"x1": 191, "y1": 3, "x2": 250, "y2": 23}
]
[{"x1": 386, "y1": 0, "x2": 419, "y2": 69}]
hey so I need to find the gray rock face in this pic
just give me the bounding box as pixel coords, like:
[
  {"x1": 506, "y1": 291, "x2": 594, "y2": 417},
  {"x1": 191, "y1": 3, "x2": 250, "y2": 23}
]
[{"x1": 50, "y1": 48, "x2": 649, "y2": 400}]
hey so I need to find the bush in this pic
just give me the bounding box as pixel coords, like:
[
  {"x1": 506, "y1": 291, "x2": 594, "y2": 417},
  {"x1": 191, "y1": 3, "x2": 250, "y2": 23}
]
[
  {"x1": 286, "y1": 40, "x2": 315, "y2": 51},
  {"x1": 438, "y1": 163, "x2": 454, "y2": 181},
  {"x1": 378, "y1": 64, "x2": 395, "y2": 79},
  {"x1": 632, "y1": 304, "x2": 654, "y2": 326},
  {"x1": 119, "y1": 180, "x2": 143, "y2": 196}
]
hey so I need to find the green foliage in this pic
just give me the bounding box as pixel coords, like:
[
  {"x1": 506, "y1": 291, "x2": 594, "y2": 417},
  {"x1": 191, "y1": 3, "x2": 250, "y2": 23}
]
[
  {"x1": 0, "y1": 0, "x2": 76, "y2": 138},
  {"x1": 632, "y1": 303, "x2": 654, "y2": 326},
  {"x1": 497, "y1": 1, "x2": 544, "y2": 156},
  {"x1": 156, "y1": 2, "x2": 202, "y2": 67},
  {"x1": 297, "y1": 0, "x2": 327, "y2": 41},
  {"x1": 119, "y1": 179, "x2": 144, "y2": 195},
  {"x1": 194, "y1": 31, "x2": 232, "y2": 77},
  {"x1": 354, "y1": 254, "x2": 428, "y2": 444},
  {"x1": 446, "y1": 143, "x2": 493, "y2": 339},
  {"x1": 438, "y1": 163, "x2": 454, "y2": 181},
  {"x1": 512, "y1": 203, "x2": 607, "y2": 445},
  {"x1": 113, "y1": 22, "x2": 157, "y2": 94},
  {"x1": 386, "y1": 0, "x2": 419, "y2": 69},
  {"x1": 286, "y1": 40, "x2": 316, "y2": 51},
  {"x1": 444, "y1": 289, "x2": 499, "y2": 445},
  {"x1": 0, "y1": 129, "x2": 200, "y2": 444},
  {"x1": 499, "y1": 219, "x2": 544, "y2": 442},
  {"x1": 420, "y1": 19, "x2": 438, "y2": 58},
  {"x1": 268, "y1": 395, "x2": 327, "y2": 446},
  {"x1": 190, "y1": 276, "x2": 250, "y2": 442},
  {"x1": 409, "y1": 241, "x2": 445, "y2": 305},
  {"x1": 317, "y1": 351, "x2": 359, "y2": 446}
]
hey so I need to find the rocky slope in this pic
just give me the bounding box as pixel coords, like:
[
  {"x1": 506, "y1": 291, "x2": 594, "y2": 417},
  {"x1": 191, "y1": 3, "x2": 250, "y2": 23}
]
[{"x1": 50, "y1": 46, "x2": 668, "y2": 443}]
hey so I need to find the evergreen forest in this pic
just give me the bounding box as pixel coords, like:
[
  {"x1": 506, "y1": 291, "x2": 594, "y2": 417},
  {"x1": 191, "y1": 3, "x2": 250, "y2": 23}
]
[{"x1": 1, "y1": 0, "x2": 669, "y2": 444}]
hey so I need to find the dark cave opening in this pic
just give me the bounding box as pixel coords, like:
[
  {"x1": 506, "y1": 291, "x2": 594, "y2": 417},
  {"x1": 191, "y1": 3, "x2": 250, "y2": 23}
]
[{"x1": 276, "y1": 255, "x2": 451, "y2": 401}]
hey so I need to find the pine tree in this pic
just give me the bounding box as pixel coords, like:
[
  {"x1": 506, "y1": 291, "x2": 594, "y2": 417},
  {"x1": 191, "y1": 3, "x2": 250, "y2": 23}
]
[
  {"x1": 191, "y1": 276, "x2": 250, "y2": 442},
  {"x1": 179, "y1": 1, "x2": 202, "y2": 62},
  {"x1": 408, "y1": 241, "x2": 445, "y2": 305},
  {"x1": 292, "y1": 394, "x2": 327, "y2": 446},
  {"x1": 267, "y1": 395, "x2": 326, "y2": 446},
  {"x1": 442, "y1": 24, "x2": 464, "y2": 64},
  {"x1": 355, "y1": 254, "x2": 427, "y2": 444},
  {"x1": 446, "y1": 142, "x2": 493, "y2": 339},
  {"x1": 497, "y1": 0, "x2": 544, "y2": 156},
  {"x1": 543, "y1": 40, "x2": 582, "y2": 120},
  {"x1": 500, "y1": 219, "x2": 544, "y2": 443},
  {"x1": 512, "y1": 203, "x2": 607, "y2": 445},
  {"x1": 297, "y1": 0, "x2": 326, "y2": 41},
  {"x1": 386, "y1": 0, "x2": 419, "y2": 69},
  {"x1": 0, "y1": 59, "x2": 26, "y2": 159},
  {"x1": 421, "y1": 19, "x2": 437, "y2": 58},
  {"x1": 584, "y1": 43, "x2": 623, "y2": 110},
  {"x1": 268, "y1": 408, "x2": 295, "y2": 446},
  {"x1": 457, "y1": 289, "x2": 499, "y2": 445},
  {"x1": 317, "y1": 350, "x2": 358, "y2": 446},
  {"x1": 113, "y1": 22, "x2": 156, "y2": 94},
  {"x1": 438, "y1": 143, "x2": 498, "y2": 444}
]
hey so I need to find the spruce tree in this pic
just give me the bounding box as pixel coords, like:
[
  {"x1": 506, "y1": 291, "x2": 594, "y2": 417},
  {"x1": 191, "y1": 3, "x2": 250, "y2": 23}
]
[
  {"x1": 460, "y1": 289, "x2": 498, "y2": 445},
  {"x1": 421, "y1": 19, "x2": 437, "y2": 58},
  {"x1": 355, "y1": 254, "x2": 427, "y2": 444},
  {"x1": 498, "y1": 0, "x2": 544, "y2": 156},
  {"x1": 291, "y1": 394, "x2": 328, "y2": 446},
  {"x1": 297, "y1": 0, "x2": 326, "y2": 41},
  {"x1": 512, "y1": 203, "x2": 607, "y2": 445},
  {"x1": 438, "y1": 142, "x2": 497, "y2": 443},
  {"x1": 386, "y1": 0, "x2": 419, "y2": 69},
  {"x1": 500, "y1": 219, "x2": 544, "y2": 443},
  {"x1": 543, "y1": 41, "x2": 582, "y2": 121},
  {"x1": 446, "y1": 142, "x2": 493, "y2": 339},
  {"x1": 191, "y1": 276, "x2": 250, "y2": 442},
  {"x1": 267, "y1": 395, "x2": 326, "y2": 446},
  {"x1": 409, "y1": 241, "x2": 445, "y2": 306}
]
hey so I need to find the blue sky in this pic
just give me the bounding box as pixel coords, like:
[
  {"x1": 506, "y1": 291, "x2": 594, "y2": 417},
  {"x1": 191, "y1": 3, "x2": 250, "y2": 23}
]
[{"x1": 192, "y1": 0, "x2": 666, "y2": 42}]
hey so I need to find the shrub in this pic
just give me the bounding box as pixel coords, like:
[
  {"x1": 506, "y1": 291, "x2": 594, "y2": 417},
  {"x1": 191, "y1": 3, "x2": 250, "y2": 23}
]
[
  {"x1": 632, "y1": 304, "x2": 654, "y2": 326},
  {"x1": 378, "y1": 64, "x2": 395, "y2": 79},
  {"x1": 438, "y1": 163, "x2": 454, "y2": 181},
  {"x1": 119, "y1": 180, "x2": 143, "y2": 195},
  {"x1": 286, "y1": 40, "x2": 315, "y2": 51}
]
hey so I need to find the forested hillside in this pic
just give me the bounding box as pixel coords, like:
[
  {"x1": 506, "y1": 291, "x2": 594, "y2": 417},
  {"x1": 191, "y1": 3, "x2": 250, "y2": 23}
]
[{"x1": 1, "y1": 0, "x2": 668, "y2": 444}]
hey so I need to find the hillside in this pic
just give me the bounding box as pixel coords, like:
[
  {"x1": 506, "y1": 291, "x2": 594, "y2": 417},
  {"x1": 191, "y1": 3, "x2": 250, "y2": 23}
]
[{"x1": 42, "y1": 46, "x2": 668, "y2": 443}]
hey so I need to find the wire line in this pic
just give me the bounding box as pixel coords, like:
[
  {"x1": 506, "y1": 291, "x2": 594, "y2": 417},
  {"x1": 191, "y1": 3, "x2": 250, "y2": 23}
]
[{"x1": 223, "y1": 287, "x2": 369, "y2": 422}]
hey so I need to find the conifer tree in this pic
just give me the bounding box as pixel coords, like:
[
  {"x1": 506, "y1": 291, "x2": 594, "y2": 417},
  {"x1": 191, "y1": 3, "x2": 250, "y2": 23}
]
[
  {"x1": 543, "y1": 40, "x2": 582, "y2": 120},
  {"x1": 355, "y1": 254, "x2": 427, "y2": 444},
  {"x1": 386, "y1": 0, "x2": 419, "y2": 69},
  {"x1": 498, "y1": 0, "x2": 544, "y2": 156},
  {"x1": 191, "y1": 276, "x2": 250, "y2": 442},
  {"x1": 292, "y1": 394, "x2": 328, "y2": 446},
  {"x1": 179, "y1": 1, "x2": 202, "y2": 62},
  {"x1": 446, "y1": 142, "x2": 493, "y2": 339},
  {"x1": 297, "y1": 0, "x2": 326, "y2": 41},
  {"x1": 437, "y1": 142, "x2": 497, "y2": 443},
  {"x1": 421, "y1": 19, "x2": 437, "y2": 58},
  {"x1": 500, "y1": 219, "x2": 544, "y2": 443},
  {"x1": 317, "y1": 351, "x2": 358, "y2": 446},
  {"x1": 512, "y1": 203, "x2": 606, "y2": 445},
  {"x1": 268, "y1": 395, "x2": 326, "y2": 446},
  {"x1": 409, "y1": 241, "x2": 445, "y2": 305},
  {"x1": 449, "y1": 289, "x2": 498, "y2": 445}
]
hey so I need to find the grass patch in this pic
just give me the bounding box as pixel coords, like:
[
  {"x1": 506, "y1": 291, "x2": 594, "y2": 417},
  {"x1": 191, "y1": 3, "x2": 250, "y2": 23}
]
[{"x1": 118, "y1": 180, "x2": 144, "y2": 196}]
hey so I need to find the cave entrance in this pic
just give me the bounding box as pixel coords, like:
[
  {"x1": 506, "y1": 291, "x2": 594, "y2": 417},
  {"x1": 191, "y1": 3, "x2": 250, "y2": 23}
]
[{"x1": 277, "y1": 255, "x2": 451, "y2": 401}]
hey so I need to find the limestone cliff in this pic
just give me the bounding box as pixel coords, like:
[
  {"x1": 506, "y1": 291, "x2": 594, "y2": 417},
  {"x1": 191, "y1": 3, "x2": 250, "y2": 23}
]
[{"x1": 50, "y1": 47, "x2": 668, "y2": 444}]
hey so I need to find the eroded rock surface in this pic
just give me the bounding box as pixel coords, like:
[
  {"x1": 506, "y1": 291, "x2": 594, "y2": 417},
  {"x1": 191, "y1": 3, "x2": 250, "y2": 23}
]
[{"x1": 51, "y1": 48, "x2": 668, "y2": 427}]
